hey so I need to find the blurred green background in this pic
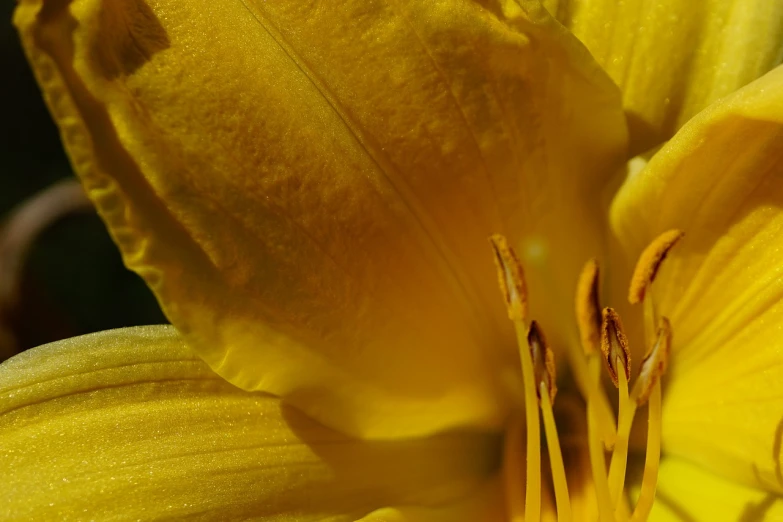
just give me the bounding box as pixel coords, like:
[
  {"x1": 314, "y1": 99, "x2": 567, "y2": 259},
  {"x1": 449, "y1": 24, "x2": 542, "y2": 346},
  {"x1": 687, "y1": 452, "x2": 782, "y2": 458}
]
[{"x1": 1, "y1": 3, "x2": 165, "y2": 358}]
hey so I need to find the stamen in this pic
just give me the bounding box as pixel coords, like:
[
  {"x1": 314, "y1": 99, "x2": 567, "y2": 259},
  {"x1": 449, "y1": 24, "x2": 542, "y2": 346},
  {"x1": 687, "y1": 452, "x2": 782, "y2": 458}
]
[
  {"x1": 575, "y1": 259, "x2": 617, "y2": 450},
  {"x1": 600, "y1": 308, "x2": 631, "y2": 388},
  {"x1": 586, "y1": 355, "x2": 618, "y2": 451},
  {"x1": 595, "y1": 308, "x2": 636, "y2": 519},
  {"x1": 528, "y1": 321, "x2": 557, "y2": 403},
  {"x1": 624, "y1": 235, "x2": 675, "y2": 521},
  {"x1": 503, "y1": 417, "x2": 525, "y2": 522},
  {"x1": 629, "y1": 382, "x2": 662, "y2": 522},
  {"x1": 490, "y1": 233, "x2": 673, "y2": 522},
  {"x1": 576, "y1": 258, "x2": 602, "y2": 356},
  {"x1": 587, "y1": 399, "x2": 617, "y2": 522},
  {"x1": 540, "y1": 381, "x2": 572, "y2": 522},
  {"x1": 628, "y1": 230, "x2": 684, "y2": 305},
  {"x1": 489, "y1": 235, "x2": 540, "y2": 522},
  {"x1": 629, "y1": 321, "x2": 670, "y2": 521},
  {"x1": 635, "y1": 318, "x2": 672, "y2": 406},
  {"x1": 608, "y1": 354, "x2": 636, "y2": 512},
  {"x1": 529, "y1": 323, "x2": 572, "y2": 522},
  {"x1": 514, "y1": 319, "x2": 542, "y2": 521},
  {"x1": 596, "y1": 308, "x2": 634, "y2": 521}
]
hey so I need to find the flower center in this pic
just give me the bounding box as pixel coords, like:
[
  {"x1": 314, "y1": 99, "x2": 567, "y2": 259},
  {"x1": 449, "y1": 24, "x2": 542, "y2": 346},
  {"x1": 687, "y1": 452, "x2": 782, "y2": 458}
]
[{"x1": 489, "y1": 230, "x2": 683, "y2": 522}]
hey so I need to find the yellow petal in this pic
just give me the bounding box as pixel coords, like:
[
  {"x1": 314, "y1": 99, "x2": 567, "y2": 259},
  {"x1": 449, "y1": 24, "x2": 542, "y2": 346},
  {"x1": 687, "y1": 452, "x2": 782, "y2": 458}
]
[
  {"x1": 610, "y1": 66, "x2": 783, "y2": 489},
  {"x1": 359, "y1": 477, "x2": 505, "y2": 522},
  {"x1": 0, "y1": 326, "x2": 500, "y2": 520},
  {"x1": 548, "y1": 0, "x2": 783, "y2": 152},
  {"x1": 647, "y1": 458, "x2": 783, "y2": 521},
  {"x1": 14, "y1": 0, "x2": 627, "y2": 437}
]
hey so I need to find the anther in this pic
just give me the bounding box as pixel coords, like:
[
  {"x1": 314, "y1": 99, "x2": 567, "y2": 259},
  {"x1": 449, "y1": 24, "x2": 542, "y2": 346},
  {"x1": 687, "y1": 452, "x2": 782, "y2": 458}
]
[
  {"x1": 635, "y1": 317, "x2": 672, "y2": 406},
  {"x1": 489, "y1": 234, "x2": 528, "y2": 322},
  {"x1": 576, "y1": 258, "x2": 602, "y2": 355},
  {"x1": 528, "y1": 321, "x2": 557, "y2": 403},
  {"x1": 600, "y1": 308, "x2": 631, "y2": 388},
  {"x1": 628, "y1": 230, "x2": 684, "y2": 305}
]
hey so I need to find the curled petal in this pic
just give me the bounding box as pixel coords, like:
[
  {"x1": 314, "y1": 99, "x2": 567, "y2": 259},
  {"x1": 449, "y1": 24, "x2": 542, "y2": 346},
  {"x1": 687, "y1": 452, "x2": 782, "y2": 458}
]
[
  {"x1": 611, "y1": 66, "x2": 783, "y2": 490},
  {"x1": 15, "y1": 0, "x2": 626, "y2": 437},
  {"x1": 550, "y1": 0, "x2": 783, "y2": 151}
]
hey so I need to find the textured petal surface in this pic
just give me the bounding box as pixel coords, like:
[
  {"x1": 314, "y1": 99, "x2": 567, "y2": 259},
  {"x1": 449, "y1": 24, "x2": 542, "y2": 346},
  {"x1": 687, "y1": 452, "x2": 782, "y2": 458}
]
[
  {"x1": 359, "y1": 478, "x2": 505, "y2": 522},
  {"x1": 0, "y1": 326, "x2": 500, "y2": 521},
  {"x1": 610, "y1": 66, "x2": 783, "y2": 490},
  {"x1": 546, "y1": 0, "x2": 783, "y2": 151},
  {"x1": 649, "y1": 458, "x2": 783, "y2": 521},
  {"x1": 14, "y1": 0, "x2": 627, "y2": 437}
]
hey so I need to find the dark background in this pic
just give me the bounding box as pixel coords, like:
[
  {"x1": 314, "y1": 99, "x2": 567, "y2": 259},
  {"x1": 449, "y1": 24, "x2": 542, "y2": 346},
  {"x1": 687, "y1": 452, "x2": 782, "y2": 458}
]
[{"x1": 1, "y1": 3, "x2": 165, "y2": 359}]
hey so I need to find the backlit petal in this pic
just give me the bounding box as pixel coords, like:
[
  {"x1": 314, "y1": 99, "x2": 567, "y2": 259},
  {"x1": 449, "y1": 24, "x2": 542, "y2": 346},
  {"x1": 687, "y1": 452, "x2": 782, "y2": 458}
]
[
  {"x1": 610, "y1": 66, "x2": 783, "y2": 490},
  {"x1": 15, "y1": 0, "x2": 627, "y2": 437},
  {"x1": 0, "y1": 326, "x2": 499, "y2": 520},
  {"x1": 547, "y1": 0, "x2": 783, "y2": 151},
  {"x1": 648, "y1": 458, "x2": 783, "y2": 521},
  {"x1": 358, "y1": 477, "x2": 505, "y2": 522}
]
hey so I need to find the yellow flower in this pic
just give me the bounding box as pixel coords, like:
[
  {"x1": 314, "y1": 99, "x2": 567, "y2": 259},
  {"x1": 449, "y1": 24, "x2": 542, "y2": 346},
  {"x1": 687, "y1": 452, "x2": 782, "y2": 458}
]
[{"x1": 3, "y1": 0, "x2": 783, "y2": 520}]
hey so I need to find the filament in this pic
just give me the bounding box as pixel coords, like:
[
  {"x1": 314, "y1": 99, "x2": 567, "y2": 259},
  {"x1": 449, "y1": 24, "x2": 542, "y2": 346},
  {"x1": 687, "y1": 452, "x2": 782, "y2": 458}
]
[
  {"x1": 503, "y1": 417, "x2": 526, "y2": 522},
  {"x1": 489, "y1": 232, "x2": 678, "y2": 522},
  {"x1": 588, "y1": 398, "x2": 616, "y2": 522},
  {"x1": 540, "y1": 381, "x2": 572, "y2": 522},
  {"x1": 514, "y1": 322, "x2": 541, "y2": 522},
  {"x1": 608, "y1": 355, "x2": 636, "y2": 512},
  {"x1": 630, "y1": 383, "x2": 662, "y2": 521}
]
